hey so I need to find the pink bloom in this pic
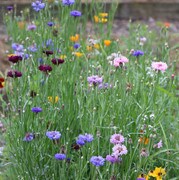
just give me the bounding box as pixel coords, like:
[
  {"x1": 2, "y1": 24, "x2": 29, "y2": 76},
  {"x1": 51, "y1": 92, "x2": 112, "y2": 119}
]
[
  {"x1": 106, "y1": 155, "x2": 121, "y2": 164},
  {"x1": 113, "y1": 56, "x2": 129, "y2": 67},
  {"x1": 112, "y1": 144, "x2": 128, "y2": 157},
  {"x1": 110, "y1": 134, "x2": 125, "y2": 145},
  {"x1": 153, "y1": 140, "x2": 163, "y2": 149},
  {"x1": 151, "y1": 62, "x2": 168, "y2": 72}
]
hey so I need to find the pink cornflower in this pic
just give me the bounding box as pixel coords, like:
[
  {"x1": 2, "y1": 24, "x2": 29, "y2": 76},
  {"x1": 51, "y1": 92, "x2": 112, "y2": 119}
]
[
  {"x1": 112, "y1": 144, "x2": 128, "y2": 157},
  {"x1": 151, "y1": 62, "x2": 168, "y2": 72},
  {"x1": 110, "y1": 134, "x2": 125, "y2": 145},
  {"x1": 113, "y1": 55, "x2": 129, "y2": 67},
  {"x1": 153, "y1": 140, "x2": 163, "y2": 149}
]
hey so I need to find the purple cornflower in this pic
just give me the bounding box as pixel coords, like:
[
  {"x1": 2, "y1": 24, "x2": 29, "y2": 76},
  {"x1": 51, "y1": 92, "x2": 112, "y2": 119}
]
[
  {"x1": 31, "y1": 107, "x2": 42, "y2": 113},
  {"x1": 62, "y1": 0, "x2": 75, "y2": 5},
  {"x1": 38, "y1": 65, "x2": 52, "y2": 73},
  {"x1": 8, "y1": 55, "x2": 22, "y2": 63},
  {"x1": 76, "y1": 133, "x2": 94, "y2": 146},
  {"x1": 98, "y1": 83, "x2": 112, "y2": 89},
  {"x1": 90, "y1": 156, "x2": 105, "y2": 167},
  {"x1": 87, "y1": 75, "x2": 103, "y2": 86},
  {"x1": 28, "y1": 44, "x2": 38, "y2": 52},
  {"x1": 23, "y1": 133, "x2": 34, "y2": 142},
  {"x1": 54, "y1": 153, "x2": 66, "y2": 160},
  {"x1": 47, "y1": 21, "x2": 55, "y2": 27},
  {"x1": 106, "y1": 155, "x2": 121, "y2": 164},
  {"x1": 45, "y1": 39, "x2": 54, "y2": 48},
  {"x1": 51, "y1": 58, "x2": 64, "y2": 65},
  {"x1": 73, "y1": 43, "x2": 80, "y2": 49},
  {"x1": 12, "y1": 43, "x2": 24, "y2": 52},
  {"x1": 132, "y1": 50, "x2": 144, "y2": 57},
  {"x1": 7, "y1": 6, "x2": 13, "y2": 11},
  {"x1": 110, "y1": 134, "x2": 125, "y2": 145},
  {"x1": 70, "y1": 10, "x2": 82, "y2": 17},
  {"x1": 76, "y1": 138, "x2": 85, "y2": 146},
  {"x1": 32, "y1": 1, "x2": 45, "y2": 12},
  {"x1": 7, "y1": 70, "x2": 22, "y2": 78},
  {"x1": 46, "y1": 131, "x2": 61, "y2": 140},
  {"x1": 153, "y1": 140, "x2": 163, "y2": 149},
  {"x1": 27, "y1": 24, "x2": 37, "y2": 31},
  {"x1": 137, "y1": 178, "x2": 145, "y2": 180}
]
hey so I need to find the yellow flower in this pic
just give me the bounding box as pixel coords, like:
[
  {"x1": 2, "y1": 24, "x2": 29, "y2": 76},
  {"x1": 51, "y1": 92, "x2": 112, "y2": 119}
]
[
  {"x1": 74, "y1": 52, "x2": 83, "y2": 57},
  {"x1": 70, "y1": 34, "x2": 79, "y2": 42},
  {"x1": 137, "y1": 174, "x2": 149, "y2": 180},
  {"x1": 8, "y1": 54, "x2": 16, "y2": 57},
  {"x1": 86, "y1": 46, "x2": 93, "y2": 51},
  {"x1": 48, "y1": 96, "x2": 59, "y2": 104},
  {"x1": 94, "y1": 43, "x2": 100, "y2": 49},
  {"x1": 99, "y1": 13, "x2": 108, "y2": 18},
  {"x1": 104, "y1": 40, "x2": 111, "y2": 46},
  {"x1": 94, "y1": 16, "x2": 99, "y2": 23},
  {"x1": 148, "y1": 167, "x2": 166, "y2": 180},
  {"x1": 60, "y1": 55, "x2": 67, "y2": 59}
]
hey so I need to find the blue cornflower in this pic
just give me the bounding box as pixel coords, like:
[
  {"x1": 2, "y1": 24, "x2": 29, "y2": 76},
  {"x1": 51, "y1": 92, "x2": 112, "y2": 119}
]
[
  {"x1": 62, "y1": 0, "x2": 75, "y2": 5},
  {"x1": 73, "y1": 43, "x2": 80, "y2": 49},
  {"x1": 76, "y1": 133, "x2": 94, "y2": 146},
  {"x1": 46, "y1": 131, "x2": 61, "y2": 140},
  {"x1": 28, "y1": 44, "x2": 38, "y2": 52},
  {"x1": 31, "y1": 107, "x2": 42, "y2": 113},
  {"x1": 90, "y1": 156, "x2": 105, "y2": 167},
  {"x1": 23, "y1": 133, "x2": 34, "y2": 142},
  {"x1": 70, "y1": 10, "x2": 82, "y2": 17},
  {"x1": 54, "y1": 153, "x2": 66, "y2": 160},
  {"x1": 47, "y1": 21, "x2": 55, "y2": 27},
  {"x1": 12, "y1": 43, "x2": 24, "y2": 52},
  {"x1": 76, "y1": 138, "x2": 85, "y2": 146},
  {"x1": 32, "y1": 1, "x2": 45, "y2": 12},
  {"x1": 132, "y1": 50, "x2": 144, "y2": 57}
]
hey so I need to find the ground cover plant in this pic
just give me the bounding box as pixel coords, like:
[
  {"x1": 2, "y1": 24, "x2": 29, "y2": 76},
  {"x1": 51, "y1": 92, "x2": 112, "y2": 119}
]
[{"x1": 0, "y1": 0, "x2": 179, "y2": 179}]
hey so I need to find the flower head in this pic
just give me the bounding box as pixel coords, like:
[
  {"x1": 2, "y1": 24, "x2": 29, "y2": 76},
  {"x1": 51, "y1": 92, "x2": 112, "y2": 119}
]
[
  {"x1": 48, "y1": 96, "x2": 59, "y2": 103},
  {"x1": 32, "y1": 1, "x2": 45, "y2": 11},
  {"x1": 87, "y1": 75, "x2": 103, "y2": 86},
  {"x1": 106, "y1": 155, "x2": 121, "y2": 164},
  {"x1": 31, "y1": 107, "x2": 42, "y2": 113},
  {"x1": 70, "y1": 34, "x2": 79, "y2": 42},
  {"x1": 27, "y1": 24, "x2": 37, "y2": 30},
  {"x1": 54, "y1": 153, "x2": 66, "y2": 160},
  {"x1": 38, "y1": 65, "x2": 52, "y2": 73},
  {"x1": 113, "y1": 56, "x2": 129, "y2": 67},
  {"x1": 7, "y1": 70, "x2": 22, "y2": 78},
  {"x1": 73, "y1": 43, "x2": 80, "y2": 49},
  {"x1": 51, "y1": 58, "x2": 64, "y2": 65},
  {"x1": 7, "y1": 6, "x2": 13, "y2": 11},
  {"x1": 0, "y1": 78, "x2": 5, "y2": 88},
  {"x1": 23, "y1": 133, "x2": 34, "y2": 142},
  {"x1": 110, "y1": 134, "x2": 125, "y2": 145},
  {"x1": 90, "y1": 156, "x2": 105, "y2": 167},
  {"x1": 70, "y1": 10, "x2": 82, "y2": 17},
  {"x1": 47, "y1": 21, "x2": 55, "y2": 27},
  {"x1": 153, "y1": 140, "x2": 163, "y2": 149},
  {"x1": 12, "y1": 43, "x2": 24, "y2": 52},
  {"x1": 151, "y1": 62, "x2": 168, "y2": 72},
  {"x1": 43, "y1": 50, "x2": 53, "y2": 56},
  {"x1": 62, "y1": 0, "x2": 75, "y2": 5},
  {"x1": 148, "y1": 167, "x2": 166, "y2": 180},
  {"x1": 104, "y1": 40, "x2": 111, "y2": 46},
  {"x1": 76, "y1": 133, "x2": 94, "y2": 146},
  {"x1": 46, "y1": 131, "x2": 61, "y2": 140},
  {"x1": 132, "y1": 50, "x2": 144, "y2": 57},
  {"x1": 8, "y1": 54, "x2": 22, "y2": 63},
  {"x1": 112, "y1": 144, "x2": 128, "y2": 157}
]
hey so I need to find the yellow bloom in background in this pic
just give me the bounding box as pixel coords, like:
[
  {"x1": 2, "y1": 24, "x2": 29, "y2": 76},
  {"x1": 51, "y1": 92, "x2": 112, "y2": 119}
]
[
  {"x1": 60, "y1": 55, "x2": 67, "y2": 59},
  {"x1": 86, "y1": 46, "x2": 93, "y2": 51},
  {"x1": 70, "y1": 34, "x2": 79, "y2": 42},
  {"x1": 148, "y1": 167, "x2": 166, "y2": 180},
  {"x1": 8, "y1": 54, "x2": 16, "y2": 57},
  {"x1": 74, "y1": 52, "x2": 83, "y2": 57},
  {"x1": 48, "y1": 96, "x2": 59, "y2": 104},
  {"x1": 137, "y1": 174, "x2": 149, "y2": 180},
  {"x1": 104, "y1": 40, "x2": 111, "y2": 46},
  {"x1": 18, "y1": 21, "x2": 25, "y2": 30},
  {"x1": 94, "y1": 43, "x2": 100, "y2": 49},
  {"x1": 94, "y1": 16, "x2": 99, "y2": 23},
  {"x1": 99, "y1": 13, "x2": 108, "y2": 18}
]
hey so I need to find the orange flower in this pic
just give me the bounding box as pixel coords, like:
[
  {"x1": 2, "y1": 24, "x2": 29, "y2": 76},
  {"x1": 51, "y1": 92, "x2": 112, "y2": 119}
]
[
  {"x1": 18, "y1": 21, "x2": 25, "y2": 30},
  {"x1": 164, "y1": 22, "x2": 170, "y2": 28},
  {"x1": 70, "y1": 34, "x2": 79, "y2": 42},
  {"x1": 139, "y1": 137, "x2": 149, "y2": 145},
  {"x1": 0, "y1": 78, "x2": 5, "y2": 88},
  {"x1": 104, "y1": 40, "x2": 111, "y2": 46},
  {"x1": 94, "y1": 16, "x2": 99, "y2": 23}
]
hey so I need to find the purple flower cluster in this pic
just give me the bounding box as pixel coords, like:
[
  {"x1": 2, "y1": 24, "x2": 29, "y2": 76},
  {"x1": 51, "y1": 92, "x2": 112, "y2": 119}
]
[
  {"x1": 32, "y1": 1, "x2": 45, "y2": 12},
  {"x1": 54, "y1": 153, "x2": 66, "y2": 160},
  {"x1": 23, "y1": 133, "x2": 34, "y2": 142},
  {"x1": 7, "y1": 70, "x2": 22, "y2": 78},
  {"x1": 70, "y1": 10, "x2": 82, "y2": 17},
  {"x1": 38, "y1": 65, "x2": 52, "y2": 73},
  {"x1": 8, "y1": 55, "x2": 22, "y2": 64},
  {"x1": 76, "y1": 133, "x2": 94, "y2": 146},
  {"x1": 46, "y1": 131, "x2": 61, "y2": 140}
]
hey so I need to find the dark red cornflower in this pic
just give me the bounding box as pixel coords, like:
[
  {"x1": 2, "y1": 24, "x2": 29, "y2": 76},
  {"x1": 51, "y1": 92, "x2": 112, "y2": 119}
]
[
  {"x1": 43, "y1": 50, "x2": 53, "y2": 56},
  {"x1": 38, "y1": 65, "x2": 52, "y2": 73},
  {"x1": 8, "y1": 55, "x2": 22, "y2": 63},
  {"x1": 0, "y1": 78, "x2": 5, "y2": 88},
  {"x1": 51, "y1": 58, "x2": 64, "y2": 65},
  {"x1": 7, "y1": 70, "x2": 22, "y2": 78}
]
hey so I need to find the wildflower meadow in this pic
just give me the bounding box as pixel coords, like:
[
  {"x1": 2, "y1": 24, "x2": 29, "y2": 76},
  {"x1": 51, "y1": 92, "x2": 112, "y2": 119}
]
[{"x1": 0, "y1": 0, "x2": 179, "y2": 179}]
